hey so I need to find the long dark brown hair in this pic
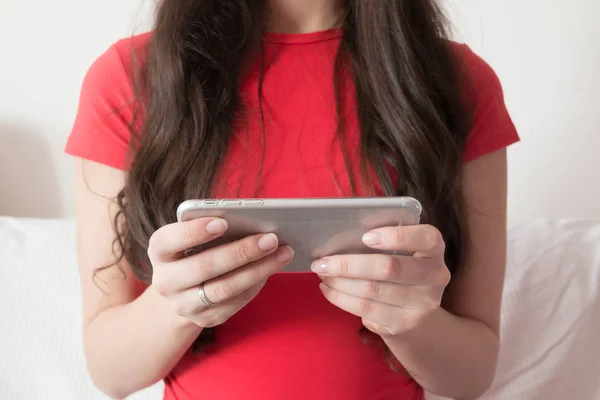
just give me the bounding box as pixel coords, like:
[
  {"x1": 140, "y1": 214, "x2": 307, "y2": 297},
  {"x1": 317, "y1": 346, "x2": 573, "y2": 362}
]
[{"x1": 113, "y1": 0, "x2": 473, "y2": 356}]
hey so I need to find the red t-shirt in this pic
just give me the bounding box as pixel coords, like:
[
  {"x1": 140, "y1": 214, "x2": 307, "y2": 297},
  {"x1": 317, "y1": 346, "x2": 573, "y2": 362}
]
[{"x1": 66, "y1": 29, "x2": 519, "y2": 400}]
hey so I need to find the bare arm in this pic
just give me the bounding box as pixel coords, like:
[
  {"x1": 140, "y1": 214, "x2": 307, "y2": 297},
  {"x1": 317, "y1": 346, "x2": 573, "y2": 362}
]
[
  {"x1": 75, "y1": 159, "x2": 202, "y2": 399},
  {"x1": 75, "y1": 159, "x2": 291, "y2": 399},
  {"x1": 384, "y1": 149, "x2": 508, "y2": 399}
]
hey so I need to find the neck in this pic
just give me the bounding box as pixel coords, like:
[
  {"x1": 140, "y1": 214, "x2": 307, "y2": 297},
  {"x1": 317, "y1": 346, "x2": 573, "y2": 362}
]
[{"x1": 265, "y1": 0, "x2": 344, "y2": 34}]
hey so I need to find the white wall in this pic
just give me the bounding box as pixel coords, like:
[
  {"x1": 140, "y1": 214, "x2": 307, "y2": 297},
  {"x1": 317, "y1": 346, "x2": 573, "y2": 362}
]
[
  {"x1": 448, "y1": 0, "x2": 600, "y2": 219},
  {"x1": 0, "y1": 0, "x2": 598, "y2": 219},
  {"x1": 0, "y1": 1, "x2": 152, "y2": 218}
]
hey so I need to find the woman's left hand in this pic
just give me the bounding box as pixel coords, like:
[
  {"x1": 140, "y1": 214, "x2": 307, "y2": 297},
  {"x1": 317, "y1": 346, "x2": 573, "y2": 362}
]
[{"x1": 312, "y1": 224, "x2": 451, "y2": 337}]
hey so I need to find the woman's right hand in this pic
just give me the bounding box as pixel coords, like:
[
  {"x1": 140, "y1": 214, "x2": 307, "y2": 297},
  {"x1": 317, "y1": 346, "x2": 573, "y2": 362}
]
[{"x1": 148, "y1": 217, "x2": 294, "y2": 328}]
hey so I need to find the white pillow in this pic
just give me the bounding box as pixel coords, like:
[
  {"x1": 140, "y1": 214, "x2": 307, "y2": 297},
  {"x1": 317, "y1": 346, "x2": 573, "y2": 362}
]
[
  {"x1": 0, "y1": 218, "x2": 161, "y2": 400},
  {"x1": 428, "y1": 220, "x2": 600, "y2": 400}
]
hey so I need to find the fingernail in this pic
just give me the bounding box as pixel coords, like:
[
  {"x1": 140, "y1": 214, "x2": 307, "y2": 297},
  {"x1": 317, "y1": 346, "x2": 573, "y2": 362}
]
[
  {"x1": 362, "y1": 231, "x2": 382, "y2": 246},
  {"x1": 276, "y1": 246, "x2": 294, "y2": 263},
  {"x1": 311, "y1": 259, "x2": 329, "y2": 274},
  {"x1": 258, "y1": 233, "x2": 278, "y2": 252},
  {"x1": 206, "y1": 219, "x2": 227, "y2": 235}
]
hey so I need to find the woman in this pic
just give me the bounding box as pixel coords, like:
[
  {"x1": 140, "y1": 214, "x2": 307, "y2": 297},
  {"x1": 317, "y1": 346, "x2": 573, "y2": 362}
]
[{"x1": 66, "y1": 0, "x2": 519, "y2": 399}]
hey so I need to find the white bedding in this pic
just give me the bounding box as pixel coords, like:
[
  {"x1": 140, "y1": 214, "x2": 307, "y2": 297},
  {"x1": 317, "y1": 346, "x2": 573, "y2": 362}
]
[{"x1": 1, "y1": 217, "x2": 599, "y2": 399}]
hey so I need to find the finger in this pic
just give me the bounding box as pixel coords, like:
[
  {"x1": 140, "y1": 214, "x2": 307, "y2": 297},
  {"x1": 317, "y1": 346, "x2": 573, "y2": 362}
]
[
  {"x1": 169, "y1": 280, "x2": 266, "y2": 325},
  {"x1": 149, "y1": 218, "x2": 228, "y2": 262},
  {"x1": 194, "y1": 283, "x2": 264, "y2": 328},
  {"x1": 319, "y1": 283, "x2": 400, "y2": 326},
  {"x1": 204, "y1": 246, "x2": 294, "y2": 304},
  {"x1": 362, "y1": 224, "x2": 445, "y2": 257},
  {"x1": 312, "y1": 254, "x2": 435, "y2": 284},
  {"x1": 320, "y1": 277, "x2": 433, "y2": 308},
  {"x1": 153, "y1": 233, "x2": 284, "y2": 294}
]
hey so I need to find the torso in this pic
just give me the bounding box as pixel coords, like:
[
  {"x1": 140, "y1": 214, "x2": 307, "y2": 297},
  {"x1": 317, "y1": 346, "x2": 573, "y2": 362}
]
[{"x1": 165, "y1": 29, "x2": 422, "y2": 400}]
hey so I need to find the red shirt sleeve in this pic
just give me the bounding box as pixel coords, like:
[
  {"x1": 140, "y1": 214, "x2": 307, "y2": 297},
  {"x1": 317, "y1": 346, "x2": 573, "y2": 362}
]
[
  {"x1": 459, "y1": 45, "x2": 520, "y2": 162},
  {"x1": 65, "y1": 41, "x2": 136, "y2": 170}
]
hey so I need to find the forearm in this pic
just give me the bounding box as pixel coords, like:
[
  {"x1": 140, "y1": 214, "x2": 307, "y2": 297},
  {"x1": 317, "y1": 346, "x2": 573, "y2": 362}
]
[
  {"x1": 384, "y1": 307, "x2": 499, "y2": 400},
  {"x1": 84, "y1": 287, "x2": 202, "y2": 399}
]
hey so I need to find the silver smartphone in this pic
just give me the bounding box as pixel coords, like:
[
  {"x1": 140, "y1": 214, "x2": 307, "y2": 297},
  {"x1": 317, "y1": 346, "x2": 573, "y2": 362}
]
[{"x1": 177, "y1": 197, "x2": 422, "y2": 272}]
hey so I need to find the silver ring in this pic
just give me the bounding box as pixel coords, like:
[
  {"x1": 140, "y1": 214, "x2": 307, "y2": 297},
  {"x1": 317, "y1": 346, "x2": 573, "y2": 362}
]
[{"x1": 198, "y1": 284, "x2": 216, "y2": 307}]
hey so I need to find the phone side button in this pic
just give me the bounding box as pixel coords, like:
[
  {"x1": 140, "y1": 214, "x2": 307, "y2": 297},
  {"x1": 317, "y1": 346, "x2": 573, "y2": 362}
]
[
  {"x1": 242, "y1": 199, "x2": 264, "y2": 206},
  {"x1": 221, "y1": 200, "x2": 242, "y2": 206}
]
